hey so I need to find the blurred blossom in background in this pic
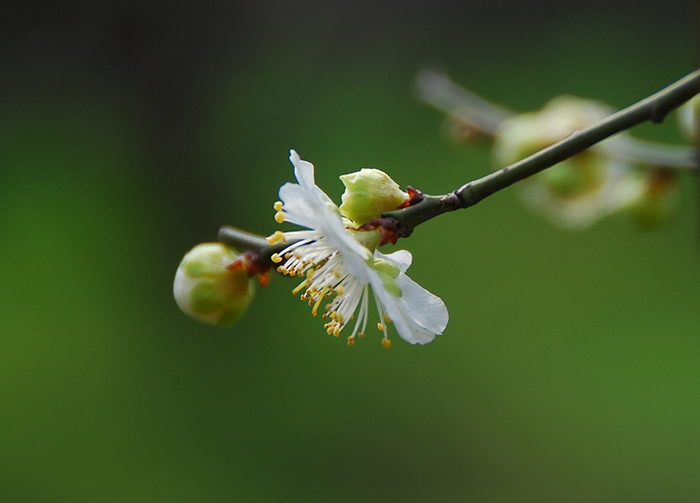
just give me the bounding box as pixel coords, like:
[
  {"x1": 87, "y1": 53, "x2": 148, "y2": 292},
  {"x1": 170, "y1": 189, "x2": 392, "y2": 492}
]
[{"x1": 1, "y1": 1, "x2": 699, "y2": 501}]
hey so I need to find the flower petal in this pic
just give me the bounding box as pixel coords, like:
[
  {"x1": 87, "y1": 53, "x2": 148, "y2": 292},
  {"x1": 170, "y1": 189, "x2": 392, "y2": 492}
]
[
  {"x1": 368, "y1": 252, "x2": 448, "y2": 345},
  {"x1": 376, "y1": 249, "x2": 412, "y2": 273},
  {"x1": 394, "y1": 274, "x2": 449, "y2": 334}
]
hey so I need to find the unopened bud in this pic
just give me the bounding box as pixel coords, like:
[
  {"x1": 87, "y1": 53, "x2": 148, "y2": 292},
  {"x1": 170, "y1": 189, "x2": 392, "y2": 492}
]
[
  {"x1": 173, "y1": 243, "x2": 254, "y2": 326},
  {"x1": 339, "y1": 169, "x2": 408, "y2": 226},
  {"x1": 493, "y1": 96, "x2": 639, "y2": 229},
  {"x1": 677, "y1": 95, "x2": 700, "y2": 144}
]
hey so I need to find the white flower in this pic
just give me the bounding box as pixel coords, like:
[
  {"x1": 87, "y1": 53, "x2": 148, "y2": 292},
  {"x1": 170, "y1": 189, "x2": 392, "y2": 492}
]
[{"x1": 267, "y1": 150, "x2": 448, "y2": 346}]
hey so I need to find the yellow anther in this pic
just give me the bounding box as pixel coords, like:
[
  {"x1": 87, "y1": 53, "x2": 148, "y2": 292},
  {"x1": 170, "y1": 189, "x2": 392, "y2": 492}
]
[
  {"x1": 382, "y1": 338, "x2": 392, "y2": 349},
  {"x1": 333, "y1": 326, "x2": 341, "y2": 337},
  {"x1": 273, "y1": 201, "x2": 284, "y2": 211},
  {"x1": 266, "y1": 231, "x2": 286, "y2": 245},
  {"x1": 347, "y1": 336, "x2": 355, "y2": 347},
  {"x1": 358, "y1": 332, "x2": 365, "y2": 339},
  {"x1": 271, "y1": 253, "x2": 283, "y2": 264},
  {"x1": 383, "y1": 314, "x2": 391, "y2": 323},
  {"x1": 377, "y1": 322, "x2": 384, "y2": 331},
  {"x1": 274, "y1": 211, "x2": 285, "y2": 224}
]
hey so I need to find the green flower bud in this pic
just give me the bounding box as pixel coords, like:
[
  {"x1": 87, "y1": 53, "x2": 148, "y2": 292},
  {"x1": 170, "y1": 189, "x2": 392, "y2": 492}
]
[
  {"x1": 493, "y1": 96, "x2": 641, "y2": 229},
  {"x1": 677, "y1": 95, "x2": 700, "y2": 144},
  {"x1": 173, "y1": 243, "x2": 254, "y2": 326},
  {"x1": 339, "y1": 168, "x2": 408, "y2": 226}
]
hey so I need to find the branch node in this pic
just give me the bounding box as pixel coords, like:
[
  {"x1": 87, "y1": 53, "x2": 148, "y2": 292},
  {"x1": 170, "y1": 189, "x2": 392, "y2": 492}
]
[{"x1": 649, "y1": 103, "x2": 668, "y2": 124}]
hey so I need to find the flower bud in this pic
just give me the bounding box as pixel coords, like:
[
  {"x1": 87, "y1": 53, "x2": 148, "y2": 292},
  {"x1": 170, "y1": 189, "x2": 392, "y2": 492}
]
[
  {"x1": 493, "y1": 96, "x2": 639, "y2": 229},
  {"x1": 677, "y1": 95, "x2": 700, "y2": 144},
  {"x1": 173, "y1": 243, "x2": 254, "y2": 326},
  {"x1": 339, "y1": 168, "x2": 408, "y2": 226}
]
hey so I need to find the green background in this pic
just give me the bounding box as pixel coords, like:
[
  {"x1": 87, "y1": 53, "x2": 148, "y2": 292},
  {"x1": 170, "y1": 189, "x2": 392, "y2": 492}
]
[{"x1": 1, "y1": 2, "x2": 698, "y2": 501}]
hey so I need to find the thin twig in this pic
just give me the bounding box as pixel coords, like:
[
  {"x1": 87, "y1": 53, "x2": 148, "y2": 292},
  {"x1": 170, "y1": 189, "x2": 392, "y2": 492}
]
[{"x1": 387, "y1": 69, "x2": 700, "y2": 237}]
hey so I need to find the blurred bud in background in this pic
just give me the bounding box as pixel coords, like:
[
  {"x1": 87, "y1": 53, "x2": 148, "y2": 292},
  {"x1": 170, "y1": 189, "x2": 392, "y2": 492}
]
[
  {"x1": 677, "y1": 94, "x2": 700, "y2": 144},
  {"x1": 493, "y1": 96, "x2": 643, "y2": 229}
]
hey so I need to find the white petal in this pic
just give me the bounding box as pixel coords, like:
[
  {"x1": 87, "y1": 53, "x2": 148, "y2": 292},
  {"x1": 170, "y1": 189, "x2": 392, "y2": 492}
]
[
  {"x1": 289, "y1": 149, "x2": 337, "y2": 208},
  {"x1": 368, "y1": 267, "x2": 448, "y2": 345},
  {"x1": 394, "y1": 274, "x2": 449, "y2": 334},
  {"x1": 373, "y1": 285, "x2": 439, "y2": 344},
  {"x1": 289, "y1": 149, "x2": 315, "y2": 189},
  {"x1": 367, "y1": 250, "x2": 448, "y2": 344},
  {"x1": 375, "y1": 249, "x2": 412, "y2": 273},
  {"x1": 278, "y1": 182, "x2": 322, "y2": 229}
]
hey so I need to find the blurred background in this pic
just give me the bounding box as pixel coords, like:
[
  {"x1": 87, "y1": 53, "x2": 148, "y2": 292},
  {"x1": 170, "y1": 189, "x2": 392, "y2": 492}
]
[{"x1": 1, "y1": 1, "x2": 699, "y2": 501}]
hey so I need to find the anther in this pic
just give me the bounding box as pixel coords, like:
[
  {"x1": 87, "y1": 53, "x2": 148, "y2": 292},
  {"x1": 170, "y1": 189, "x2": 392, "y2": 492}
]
[
  {"x1": 266, "y1": 231, "x2": 286, "y2": 245},
  {"x1": 273, "y1": 201, "x2": 284, "y2": 211},
  {"x1": 382, "y1": 338, "x2": 392, "y2": 349},
  {"x1": 271, "y1": 253, "x2": 283, "y2": 264}
]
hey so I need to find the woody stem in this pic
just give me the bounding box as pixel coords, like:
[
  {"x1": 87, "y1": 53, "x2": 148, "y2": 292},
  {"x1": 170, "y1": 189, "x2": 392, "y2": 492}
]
[{"x1": 385, "y1": 68, "x2": 700, "y2": 238}]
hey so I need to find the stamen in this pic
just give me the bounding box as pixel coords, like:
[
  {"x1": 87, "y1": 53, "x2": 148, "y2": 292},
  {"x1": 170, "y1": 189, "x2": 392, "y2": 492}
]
[
  {"x1": 267, "y1": 231, "x2": 286, "y2": 245},
  {"x1": 382, "y1": 338, "x2": 392, "y2": 349},
  {"x1": 274, "y1": 211, "x2": 285, "y2": 224},
  {"x1": 311, "y1": 288, "x2": 328, "y2": 316},
  {"x1": 273, "y1": 201, "x2": 284, "y2": 211},
  {"x1": 347, "y1": 336, "x2": 355, "y2": 347},
  {"x1": 271, "y1": 253, "x2": 283, "y2": 263},
  {"x1": 292, "y1": 280, "x2": 308, "y2": 296},
  {"x1": 377, "y1": 322, "x2": 384, "y2": 331}
]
